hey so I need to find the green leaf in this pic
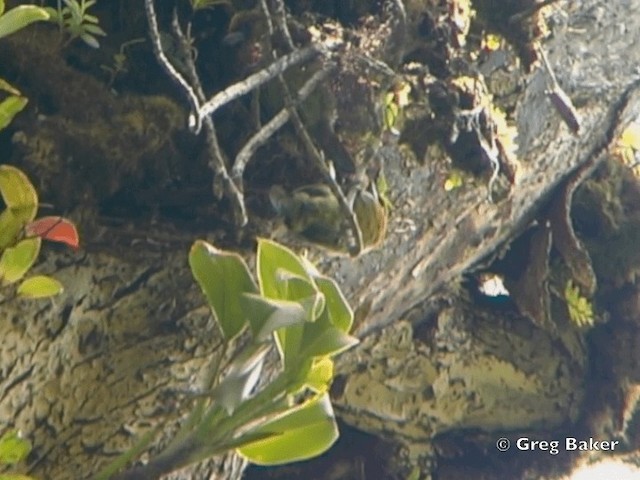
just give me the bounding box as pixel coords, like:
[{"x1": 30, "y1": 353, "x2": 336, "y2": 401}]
[
  {"x1": 0, "y1": 430, "x2": 31, "y2": 465},
  {"x1": 0, "y1": 5, "x2": 50, "y2": 39},
  {"x1": 0, "y1": 78, "x2": 21, "y2": 96},
  {"x1": 0, "y1": 95, "x2": 27, "y2": 131},
  {"x1": 17, "y1": 275, "x2": 63, "y2": 298},
  {"x1": 275, "y1": 270, "x2": 324, "y2": 320},
  {"x1": 82, "y1": 23, "x2": 105, "y2": 36},
  {"x1": 213, "y1": 343, "x2": 270, "y2": 413},
  {"x1": 299, "y1": 322, "x2": 359, "y2": 359},
  {"x1": 188, "y1": 240, "x2": 257, "y2": 340},
  {"x1": 240, "y1": 294, "x2": 307, "y2": 342},
  {"x1": 0, "y1": 165, "x2": 38, "y2": 224},
  {"x1": 257, "y1": 239, "x2": 314, "y2": 300},
  {"x1": 305, "y1": 357, "x2": 334, "y2": 393},
  {"x1": 0, "y1": 474, "x2": 37, "y2": 480},
  {"x1": 0, "y1": 209, "x2": 24, "y2": 250},
  {"x1": 79, "y1": 32, "x2": 99, "y2": 48},
  {"x1": 0, "y1": 1, "x2": 5, "y2": 16},
  {"x1": 314, "y1": 276, "x2": 353, "y2": 332},
  {"x1": 0, "y1": 237, "x2": 41, "y2": 285},
  {"x1": 237, "y1": 393, "x2": 338, "y2": 465}
]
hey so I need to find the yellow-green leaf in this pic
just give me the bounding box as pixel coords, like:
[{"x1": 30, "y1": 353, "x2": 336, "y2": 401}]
[
  {"x1": 237, "y1": 393, "x2": 338, "y2": 465},
  {"x1": 305, "y1": 357, "x2": 334, "y2": 393},
  {"x1": 619, "y1": 122, "x2": 640, "y2": 150},
  {"x1": 0, "y1": 237, "x2": 41, "y2": 285},
  {"x1": 0, "y1": 5, "x2": 50, "y2": 39},
  {"x1": 17, "y1": 275, "x2": 63, "y2": 298},
  {"x1": 0, "y1": 209, "x2": 24, "y2": 250},
  {"x1": 0, "y1": 430, "x2": 31, "y2": 465},
  {"x1": 0, "y1": 165, "x2": 38, "y2": 224},
  {"x1": 0, "y1": 95, "x2": 27, "y2": 131},
  {"x1": 188, "y1": 240, "x2": 257, "y2": 340},
  {"x1": 257, "y1": 239, "x2": 314, "y2": 300},
  {"x1": 0, "y1": 78, "x2": 21, "y2": 96}
]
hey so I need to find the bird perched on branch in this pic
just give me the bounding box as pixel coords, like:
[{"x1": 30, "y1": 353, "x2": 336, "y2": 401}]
[{"x1": 269, "y1": 181, "x2": 387, "y2": 253}]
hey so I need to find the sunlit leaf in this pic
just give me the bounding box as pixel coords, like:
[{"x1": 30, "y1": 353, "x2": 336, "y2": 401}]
[
  {"x1": 0, "y1": 474, "x2": 37, "y2": 480},
  {"x1": 237, "y1": 393, "x2": 338, "y2": 465},
  {"x1": 0, "y1": 78, "x2": 21, "y2": 96},
  {"x1": 0, "y1": 430, "x2": 31, "y2": 465},
  {"x1": 257, "y1": 239, "x2": 314, "y2": 300},
  {"x1": 0, "y1": 209, "x2": 24, "y2": 250},
  {"x1": 189, "y1": 240, "x2": 257, "y2": 340},
  {"x1": 619, "y1": 122, "x2": 640, "y2": 150},
  {"x1": 444, "y1": 170, "x2": 464, "y2": 191},
  {"x1": 482, "y1": 33, "x2": 502, "y2": 51},
  {"x1": 213, "y1": 343, "x2": 270, "y2": 413},
  {"x1": 240, "y1": 294, "x2": 307, "y2": 343},
  {"x1": 17, "y1": 275, "x2": 63, "y2": 298},
  {"x1": 314, "y1": 276, "x2": 353, "y2": 332},
  {"x1": 0, "y1": 95, "x2": 27, "y2": 131},
  {"x1": 25, "y1": 216, "x2": 79, "y2": 250},
  {"x1": 305, "y1": 357, "x2": 334, "y2": 393},
  {"x1": 0, "y1": 5, "x2": 50, "y2": 39},
  {"x1": 564, "y1": 280, "x2": 594, "y2": 327},
  {"x1": 0, "y1": 237, "x2": 41, "y2": 285},
  {"x1": 299, "y1": 323, "x2": 359, "y2": 359},
  {"x1": 0, "y1": 165, "x2": 38, "y2": 224}
]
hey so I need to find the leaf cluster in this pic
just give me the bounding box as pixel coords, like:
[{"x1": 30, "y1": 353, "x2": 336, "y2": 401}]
[
  {"x1": 564, "y1": 280, "x2": 594, "y2": 328},
  {"x1": 45, "y1": 0, "x2": 106, "y2": 48},
  {"x1": 98, "y1": 239, "x2": 358, "y2": 478}
]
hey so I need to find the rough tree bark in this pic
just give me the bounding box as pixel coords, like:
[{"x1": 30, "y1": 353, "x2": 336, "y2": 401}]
[{"x1": 1, "y1": 0, "x2": 640, "y2": 479}]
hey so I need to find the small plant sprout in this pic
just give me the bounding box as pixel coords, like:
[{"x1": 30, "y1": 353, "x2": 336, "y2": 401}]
[{"x1": 45, "y1": 0, "x2": 106, "y2": 48}]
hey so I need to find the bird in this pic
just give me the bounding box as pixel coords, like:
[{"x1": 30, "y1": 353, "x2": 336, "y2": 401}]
[
  {"x1": 269, "y1": 181, "x2": 388, "y2": 253},
  {"x1": 269, "y1": 184, "x2": 344, "y2": 250}
]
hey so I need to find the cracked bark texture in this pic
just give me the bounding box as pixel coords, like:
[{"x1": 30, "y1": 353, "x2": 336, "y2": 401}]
[{"x1": 2, "y1": 0, "x2": 640, "y2": 479}]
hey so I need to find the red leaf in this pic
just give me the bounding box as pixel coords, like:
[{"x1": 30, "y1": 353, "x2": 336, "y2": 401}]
[{"x1": 25, "y1": 216, "x2": 80, "y2": 250}]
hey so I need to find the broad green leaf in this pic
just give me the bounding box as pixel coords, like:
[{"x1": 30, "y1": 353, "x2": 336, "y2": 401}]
[
  {"x1": 213, "y1": 343, "x2": 270, "y2": 413},
  {"x1": 276, "y1": 270, "x2": 324, "y2": 321},
  {"x1": 0, "y1": 237, "x2": 41, "y2": 285},
  {"x1": 0, "y1": 430, "x2": 31, "y2": 465},
  {"x1": 0, "y1": 209, "x2": 23, "y2": 250},
  {"x1": 257, "y1": 239, "x2": 313, "y2": 300},
  {"x1": 188, "y1": 240, "x2": 257, "y2": 340},
  {"x1": 0, "y1": 95, "x2": 27, "y2": 131},
  {"x1": 17, "y1": 275, "x2": 63, "y2": 298},
  {"x1": 314, "y1": 276, "x2": 353, "y2": 332},
  {"x1": 0, "y1": 5, "x2": 50, "y2": 39},
  {"x1": 299, "y1": 322, "x2": 359, "y2": 359},
  {"x1": 240, "y1": 294, "x2": 307, "y2": 342},
  {"x1": 0, "y1": 1, "x2": 5, "y2": 16},
  {"x1": 237, "y1": 393, "x2": 338, "y2": 465},
  {"x1": 0, "y1": 165, "x2": 38, "y2": 224}
]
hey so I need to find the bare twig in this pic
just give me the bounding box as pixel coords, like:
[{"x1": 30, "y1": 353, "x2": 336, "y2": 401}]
[
  {"x1": 231, "y1": 64, "x2": 336, "y2": 183},
  {"x1": 538, "y1": 44, "x2": 581, "y2": 134},
  {"x1": 197, "y1": 45, "x2": 332, "y2": 121},
  {"x1": 144, "y1": 0, "x2": 201, "y2": 133},
  {"x1": 169, "y1": 9, "x2": 248, "y2": 225},
  {"x1": 269, "y1": 0, "x2": 295, "y2": 51}
]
